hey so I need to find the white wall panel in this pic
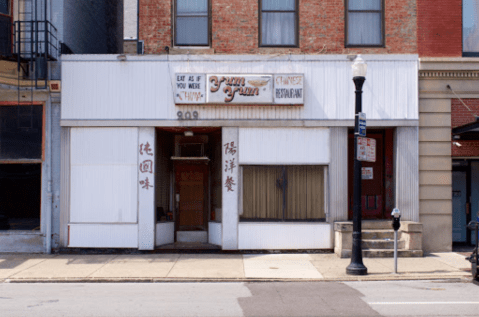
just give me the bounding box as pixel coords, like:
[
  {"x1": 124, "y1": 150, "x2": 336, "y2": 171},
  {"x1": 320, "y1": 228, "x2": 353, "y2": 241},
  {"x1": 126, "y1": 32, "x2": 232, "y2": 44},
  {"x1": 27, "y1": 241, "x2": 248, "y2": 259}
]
[
  {"x1": 155, "y1": 222, "x2": 174, "y2": 246},
  {"x1": 239, "y1": 128, "x2": 330, "y2": 164},
  {"x1": 396, "y1": 127, "x2": 420, "y2": 222},
  {"x1": 238, "y1": 223, "x2": 331, "y2": 249},
  {"x1": 329, "y1": 127, "x2": 348, "y2": 221},
  {"x1": 208, "y1": 222, "x2": 222, "y2": 246},
  {"x1": 138, "y1": 127, "x2": 155, "y2": 250},
  {"x1": 62, "y1": 55, "x2": 418, "y2": 121},
  {"x1": 70, "y1": 128, "x2": 138, "y2": 223},
  {"x1": 68, "y1": 224, "x2": 138, "y2": 248}
]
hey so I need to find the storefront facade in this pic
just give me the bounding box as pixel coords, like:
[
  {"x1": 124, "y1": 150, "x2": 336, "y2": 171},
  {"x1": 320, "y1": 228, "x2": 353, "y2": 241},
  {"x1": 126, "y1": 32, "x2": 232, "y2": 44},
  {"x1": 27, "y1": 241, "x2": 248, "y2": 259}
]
[{"x1": 59, "y1": 54, "x2": 419, "y2": 250}]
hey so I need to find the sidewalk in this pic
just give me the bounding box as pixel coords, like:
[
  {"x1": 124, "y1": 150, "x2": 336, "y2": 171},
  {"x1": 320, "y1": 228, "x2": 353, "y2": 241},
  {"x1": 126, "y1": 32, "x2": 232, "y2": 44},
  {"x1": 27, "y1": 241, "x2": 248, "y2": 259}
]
[{"x1": 0, "y1": 252, "x2": 473, "y2": 283}]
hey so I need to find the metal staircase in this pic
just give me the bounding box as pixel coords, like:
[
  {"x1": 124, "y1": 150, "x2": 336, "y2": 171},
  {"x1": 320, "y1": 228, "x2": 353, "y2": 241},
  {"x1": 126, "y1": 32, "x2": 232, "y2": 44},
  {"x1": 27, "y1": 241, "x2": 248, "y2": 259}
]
[{"x1": 13, "y1": 0, "x2": 58, "y2": 90}]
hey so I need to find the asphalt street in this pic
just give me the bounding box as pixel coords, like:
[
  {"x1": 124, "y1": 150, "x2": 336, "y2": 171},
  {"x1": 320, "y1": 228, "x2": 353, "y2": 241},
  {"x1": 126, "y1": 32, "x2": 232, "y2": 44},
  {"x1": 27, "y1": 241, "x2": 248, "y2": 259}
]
[{"x1": 1, "y1": 280, "x2": 478, "y2": 316}]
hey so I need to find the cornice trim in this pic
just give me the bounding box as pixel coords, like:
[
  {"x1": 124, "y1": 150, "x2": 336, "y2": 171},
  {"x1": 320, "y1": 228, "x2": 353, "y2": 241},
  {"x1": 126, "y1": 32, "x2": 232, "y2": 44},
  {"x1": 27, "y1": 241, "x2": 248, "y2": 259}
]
[{"x1": 419, "y1": 70, "x2": 479, "y2": 79}]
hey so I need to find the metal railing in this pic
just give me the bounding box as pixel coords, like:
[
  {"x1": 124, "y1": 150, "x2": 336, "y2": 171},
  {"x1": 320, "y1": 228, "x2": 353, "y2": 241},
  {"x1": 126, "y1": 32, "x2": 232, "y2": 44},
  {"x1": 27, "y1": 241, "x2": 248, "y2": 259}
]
[{"x1": 13, "y1": 20, "x2": 58, "y2": 87}]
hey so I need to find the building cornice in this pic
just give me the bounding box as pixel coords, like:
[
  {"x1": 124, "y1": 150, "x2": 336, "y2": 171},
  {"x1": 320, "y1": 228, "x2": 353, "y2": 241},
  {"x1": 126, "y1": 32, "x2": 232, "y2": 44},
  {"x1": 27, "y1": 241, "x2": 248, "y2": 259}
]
[{"x1": 419, "y1": 70, "x2": 479, "y2": 79}]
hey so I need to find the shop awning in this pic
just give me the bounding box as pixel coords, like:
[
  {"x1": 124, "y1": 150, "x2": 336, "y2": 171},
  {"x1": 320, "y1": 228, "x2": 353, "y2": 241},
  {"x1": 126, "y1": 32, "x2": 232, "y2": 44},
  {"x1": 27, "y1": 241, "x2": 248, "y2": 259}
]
[{"x1": 452, "y1": 118, "x2": 479, "y2": 140}]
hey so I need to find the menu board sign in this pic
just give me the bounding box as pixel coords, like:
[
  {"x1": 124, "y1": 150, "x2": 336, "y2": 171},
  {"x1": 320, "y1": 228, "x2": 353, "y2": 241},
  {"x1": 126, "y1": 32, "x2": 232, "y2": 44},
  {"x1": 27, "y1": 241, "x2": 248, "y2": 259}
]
[{"x1": 174, "y1": 73, "x2": 303, "y2": 105}]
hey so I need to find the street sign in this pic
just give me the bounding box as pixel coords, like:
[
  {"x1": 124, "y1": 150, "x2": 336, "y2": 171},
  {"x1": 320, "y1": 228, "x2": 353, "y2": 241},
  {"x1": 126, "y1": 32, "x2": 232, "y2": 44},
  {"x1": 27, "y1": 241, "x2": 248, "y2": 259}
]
[
  {"x1": 357, "y1": 137, "x2": 376, "y2": 162},
  {"x1": 357, "y1": 112, "x2": 366, "y2": 137}
]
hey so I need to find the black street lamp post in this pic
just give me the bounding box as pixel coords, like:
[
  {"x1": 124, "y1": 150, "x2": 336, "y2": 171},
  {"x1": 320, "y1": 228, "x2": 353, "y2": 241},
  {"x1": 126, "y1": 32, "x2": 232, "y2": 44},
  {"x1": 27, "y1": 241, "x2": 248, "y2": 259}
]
[{"x1": 346, "y1": 55, "x2": 368, "y2": 276}]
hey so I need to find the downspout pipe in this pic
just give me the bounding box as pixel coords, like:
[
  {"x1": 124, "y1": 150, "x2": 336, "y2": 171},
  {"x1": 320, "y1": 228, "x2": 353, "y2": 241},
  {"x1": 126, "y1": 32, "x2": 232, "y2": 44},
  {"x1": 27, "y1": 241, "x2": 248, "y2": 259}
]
[{"x1": 45, "y1": 99, "x2": 53, "y2": 254}]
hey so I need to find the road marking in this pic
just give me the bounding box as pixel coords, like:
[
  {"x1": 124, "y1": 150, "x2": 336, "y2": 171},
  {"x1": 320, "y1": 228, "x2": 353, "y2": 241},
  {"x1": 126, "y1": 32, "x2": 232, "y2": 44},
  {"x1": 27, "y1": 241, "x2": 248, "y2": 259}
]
[{"x1": 369, "y1": 302, "x2": 479, "y2": 305}]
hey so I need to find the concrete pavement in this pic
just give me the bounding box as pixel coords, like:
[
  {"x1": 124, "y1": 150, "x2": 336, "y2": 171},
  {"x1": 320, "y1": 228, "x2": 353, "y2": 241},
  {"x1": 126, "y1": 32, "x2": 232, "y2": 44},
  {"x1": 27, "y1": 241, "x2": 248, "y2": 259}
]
[{"x1": 0, "y1": 252, "x2": 473, "y2": 283}]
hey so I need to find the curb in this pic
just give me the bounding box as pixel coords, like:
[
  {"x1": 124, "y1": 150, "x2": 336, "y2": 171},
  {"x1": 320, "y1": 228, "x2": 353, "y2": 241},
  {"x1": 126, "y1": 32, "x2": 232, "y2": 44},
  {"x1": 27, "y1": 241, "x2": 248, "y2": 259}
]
[{"x1": 1, "y1": 275, "x2": 471, "y2": 284}]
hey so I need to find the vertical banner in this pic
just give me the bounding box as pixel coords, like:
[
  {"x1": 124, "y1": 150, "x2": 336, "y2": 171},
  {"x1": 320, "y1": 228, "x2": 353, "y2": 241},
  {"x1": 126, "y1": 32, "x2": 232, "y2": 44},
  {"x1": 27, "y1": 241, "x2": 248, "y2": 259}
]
[
  {"x1": 222, "y1": 127, "x2": 239, "y2": 250},
  {"x1": 138, "y1": 127, "x2": 155, "y2": 250}
]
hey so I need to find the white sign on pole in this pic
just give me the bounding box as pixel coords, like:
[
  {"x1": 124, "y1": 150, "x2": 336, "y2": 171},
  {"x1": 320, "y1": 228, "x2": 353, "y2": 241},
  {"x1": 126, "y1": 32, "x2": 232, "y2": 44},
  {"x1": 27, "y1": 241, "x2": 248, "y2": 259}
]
[
  {"x1": 361, "y1": 167, "x2": 373, "y2": 179},
  {"x1": 357, "y1": 137, "x2": 376, "y2": 162}
]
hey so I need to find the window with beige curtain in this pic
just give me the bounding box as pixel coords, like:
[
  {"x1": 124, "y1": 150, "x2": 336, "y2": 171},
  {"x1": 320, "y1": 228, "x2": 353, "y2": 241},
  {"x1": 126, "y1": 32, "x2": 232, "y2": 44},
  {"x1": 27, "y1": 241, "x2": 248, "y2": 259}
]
[{"x1": 241, "y1": 165, "x2": 325, "y2": 221}]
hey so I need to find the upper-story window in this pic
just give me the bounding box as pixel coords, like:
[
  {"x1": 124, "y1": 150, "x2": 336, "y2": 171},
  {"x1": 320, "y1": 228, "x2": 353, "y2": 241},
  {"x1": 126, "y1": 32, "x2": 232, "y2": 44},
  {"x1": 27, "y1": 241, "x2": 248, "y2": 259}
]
[
  {"x1": 463, "y1": 0, "x2": 479, "y2": 56},
  {"x1": 345, "y1": 0, "x2": 384, "y2": 47},
  {"x1": 0, "y1": 0, "x2": 9, "y2": 15},
  {"x1": 174, "y1": 0, "x2": 209, "y2": 46},
  {"x1": 260, "y1": 0, "x2": 298, "y2": 47}
]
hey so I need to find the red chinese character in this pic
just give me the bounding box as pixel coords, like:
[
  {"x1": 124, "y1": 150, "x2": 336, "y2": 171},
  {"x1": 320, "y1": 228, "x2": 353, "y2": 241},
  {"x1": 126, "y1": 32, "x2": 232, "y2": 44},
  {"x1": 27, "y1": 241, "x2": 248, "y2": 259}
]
[
  {"x1": 225, "y1": 176, "x2": 235, "y2": 192},
  {"x1": 139, "y1": 142, "x2": 153, "y2": 156},
  {"x1": 139, "y1": 160, "x2": 153, "y2": 173},
  {"x1": 224, "y1": 158, "x2": 237, "y2": 173},
  {"x1": 139, "y1": 177, "x2": 153, "y2": 190},
  {"x1": 224, "y1": 141, "x2": 237, "y2": 155}
]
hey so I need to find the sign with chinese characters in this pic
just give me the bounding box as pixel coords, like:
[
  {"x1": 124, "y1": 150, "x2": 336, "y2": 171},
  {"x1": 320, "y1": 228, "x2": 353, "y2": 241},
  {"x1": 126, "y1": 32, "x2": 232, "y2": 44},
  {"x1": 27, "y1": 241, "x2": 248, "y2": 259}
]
[
  {"x1": 361, "y1": 167, "x2": 373, "y2": 180},
  {"x1": 357, "y1": 137, "x2": 376, "y2": 162},
  {"x1": 207, "y1": 74, "x2": 273, "y2": 104},
  {"x1": 273, "y1": 74, "x2": 304, "y2": 104},
  {"x1": 139, "y1": 140, "x2": 154, "y2": 190},
  {"x1": 174, "y1": 73, "x2": 206, "y2": 104},
  {"x1": 223, "y1": 141, "x2": 237, "y2": 192}
]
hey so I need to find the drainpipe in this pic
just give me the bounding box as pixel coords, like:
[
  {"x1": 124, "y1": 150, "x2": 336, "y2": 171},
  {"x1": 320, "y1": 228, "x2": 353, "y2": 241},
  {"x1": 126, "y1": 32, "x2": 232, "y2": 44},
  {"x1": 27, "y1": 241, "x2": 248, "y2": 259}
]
[{"x1": 45, "y1": 99, "x2": 53, "y2": 254}]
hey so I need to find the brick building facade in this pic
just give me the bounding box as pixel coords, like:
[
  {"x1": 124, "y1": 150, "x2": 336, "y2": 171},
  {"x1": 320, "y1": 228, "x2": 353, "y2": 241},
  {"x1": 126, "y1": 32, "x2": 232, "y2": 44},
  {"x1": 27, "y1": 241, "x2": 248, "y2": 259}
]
[{"x1": 418, "y1": 0, "x2": 479, "y2": 247}]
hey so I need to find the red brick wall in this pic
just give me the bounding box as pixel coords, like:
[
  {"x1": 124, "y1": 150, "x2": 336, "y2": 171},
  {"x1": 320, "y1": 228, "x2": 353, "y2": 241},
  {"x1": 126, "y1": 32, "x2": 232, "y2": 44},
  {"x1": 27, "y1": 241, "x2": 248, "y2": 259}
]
[
  {"x1": 417, "y1": 0, "x2": 462, "y2": 57},
  {"x1": 452, "y1": 99, "x2": 479, "y2": 157},
  {"x1": 139, "y1": 0, "x2": 417, "y2": 55}
]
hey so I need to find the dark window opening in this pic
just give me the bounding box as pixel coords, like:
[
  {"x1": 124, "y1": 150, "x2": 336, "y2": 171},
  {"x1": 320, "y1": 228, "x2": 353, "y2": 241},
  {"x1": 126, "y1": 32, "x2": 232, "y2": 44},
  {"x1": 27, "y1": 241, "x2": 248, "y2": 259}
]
[
  {"x1": 0, "y1": 0, "x2": 9, "y2": 15},
  {"x1": 0, "y1": 164, "x2": 41, "y2": 230},
  {"x1": 180, "y1": 143, "x2": 204, "y2": 157},
  {"x1": 0, "y1": 105, "x2": 43, "y2": 160}
]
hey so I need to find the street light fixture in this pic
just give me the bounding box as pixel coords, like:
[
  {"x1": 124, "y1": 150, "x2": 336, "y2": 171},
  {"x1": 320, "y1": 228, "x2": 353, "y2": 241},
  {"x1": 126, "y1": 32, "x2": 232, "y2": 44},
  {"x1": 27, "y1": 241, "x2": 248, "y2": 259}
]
[{"x1": 346, "y1": 55, "x2": 368, "y2": 276}]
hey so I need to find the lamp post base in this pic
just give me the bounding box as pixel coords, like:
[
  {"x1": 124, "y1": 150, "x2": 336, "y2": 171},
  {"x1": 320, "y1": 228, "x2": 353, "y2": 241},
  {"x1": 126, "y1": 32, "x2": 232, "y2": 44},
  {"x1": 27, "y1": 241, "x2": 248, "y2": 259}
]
[{"x1": 346, "y1": 262, "x2": 368, "y2": 275}]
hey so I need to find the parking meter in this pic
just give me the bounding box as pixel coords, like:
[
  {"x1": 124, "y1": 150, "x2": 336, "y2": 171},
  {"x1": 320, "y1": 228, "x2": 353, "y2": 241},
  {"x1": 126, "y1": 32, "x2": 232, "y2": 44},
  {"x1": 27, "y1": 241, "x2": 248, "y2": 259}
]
[
  {"x1": 392, "y1": 208, "x2": 401, "y2": 231},
  {"x1": 391, "y1": 208, "x2": 401, "y2": 273}
]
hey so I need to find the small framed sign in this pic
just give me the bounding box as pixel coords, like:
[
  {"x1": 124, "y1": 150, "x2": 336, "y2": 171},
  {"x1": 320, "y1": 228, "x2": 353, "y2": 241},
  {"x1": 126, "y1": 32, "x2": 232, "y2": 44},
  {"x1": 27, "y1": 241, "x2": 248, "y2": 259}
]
[{"x1": 174, "y1": 74, "x2": 206, "y2": 104}]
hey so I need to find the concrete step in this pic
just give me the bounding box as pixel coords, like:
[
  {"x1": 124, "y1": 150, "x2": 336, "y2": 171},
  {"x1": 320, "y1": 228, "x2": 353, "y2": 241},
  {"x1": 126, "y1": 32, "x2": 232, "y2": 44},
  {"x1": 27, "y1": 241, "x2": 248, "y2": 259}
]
[
  {"x1": 363, "y1": 249, "x2": 423, "y2": 258},
  {"x1": 362, "y1": 239, "x2": 405, "y2": 250},
  {"x1": 362, "y1": 220, "x2": 393, "y2": 230},
  {"x1": 362, "y1": 229, "x2": 395, "y2": 240}
]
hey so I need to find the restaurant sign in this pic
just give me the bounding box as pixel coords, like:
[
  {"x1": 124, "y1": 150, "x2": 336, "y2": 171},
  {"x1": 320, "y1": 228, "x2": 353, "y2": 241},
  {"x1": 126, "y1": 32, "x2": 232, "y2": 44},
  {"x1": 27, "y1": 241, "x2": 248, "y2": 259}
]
[{"x1": 174, "y1": 73, "x2": 303, "y2": 105}]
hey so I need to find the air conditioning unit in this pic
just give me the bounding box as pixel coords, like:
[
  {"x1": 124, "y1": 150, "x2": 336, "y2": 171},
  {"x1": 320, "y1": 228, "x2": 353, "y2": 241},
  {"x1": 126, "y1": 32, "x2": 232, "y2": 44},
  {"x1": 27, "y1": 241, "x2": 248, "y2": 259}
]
[{"x1": 137, "y1": 40, "x2": 144, "y2": 55}]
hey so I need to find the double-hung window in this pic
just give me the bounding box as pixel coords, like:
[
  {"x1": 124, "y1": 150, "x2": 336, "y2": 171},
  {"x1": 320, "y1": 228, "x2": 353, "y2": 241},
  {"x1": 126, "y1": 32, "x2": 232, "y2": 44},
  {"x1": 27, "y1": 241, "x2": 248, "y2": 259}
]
[
  {"x1": 260, "y1": 0, "x2": 298, "y2": 47},
  {"x1": 346, "y1": 0, "x2": 384, "y2": 47},
  {"x1": 463, "y1": 0, "x2": 479, "y2": 56},
  {"x1": 174, "y1": 0, "x2": 209, "y2": 46}
]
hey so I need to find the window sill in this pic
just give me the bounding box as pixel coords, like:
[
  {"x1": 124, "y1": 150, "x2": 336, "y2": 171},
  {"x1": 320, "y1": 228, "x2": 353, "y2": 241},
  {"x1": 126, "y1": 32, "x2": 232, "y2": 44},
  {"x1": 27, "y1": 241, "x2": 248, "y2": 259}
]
[
  {"x1": 169, "y1": 47, "x2": 215, "y2": 55},
  {"x1": 0, "y1": 230, "x2": 42, "y2": 235}
]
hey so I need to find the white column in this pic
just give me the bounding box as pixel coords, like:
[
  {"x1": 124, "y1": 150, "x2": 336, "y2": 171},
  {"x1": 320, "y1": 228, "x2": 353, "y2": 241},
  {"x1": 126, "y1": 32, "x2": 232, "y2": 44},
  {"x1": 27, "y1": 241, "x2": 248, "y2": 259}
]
[
  {"x1": 395, "y1": 127, "x2": 419, "y2": 222},
  {"x1": 222, "y1": 127, "x2": 239, "y2": 250},
  {"x1": 329, "y1": 127, "x2": 348, "y2": 222},
  {"x1": 138, "y1": 127, "x2": 156, "y2": 250}
]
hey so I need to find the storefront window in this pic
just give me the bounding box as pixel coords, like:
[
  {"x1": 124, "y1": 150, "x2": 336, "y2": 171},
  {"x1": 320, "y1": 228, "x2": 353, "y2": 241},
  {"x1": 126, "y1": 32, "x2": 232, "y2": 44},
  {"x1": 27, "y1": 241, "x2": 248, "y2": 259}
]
[{"x1": 241, "y1": 165, "x2": 325, "y2": 221}]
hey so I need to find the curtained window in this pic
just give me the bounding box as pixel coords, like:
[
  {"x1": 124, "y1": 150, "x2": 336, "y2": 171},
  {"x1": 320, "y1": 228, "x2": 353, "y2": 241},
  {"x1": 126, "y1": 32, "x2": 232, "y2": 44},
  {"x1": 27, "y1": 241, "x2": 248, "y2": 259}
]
[
  {"x1": 464, "y1": 0, "x2": 479, "y2": 55},
  {"x1": 175, "y1": 0, "x2": 209, "y2": 46},
  {"x1": 346, "y1": 0, "x2": 383, "y2": 47},
  {"x1": 260, "y1": 0, "x2": 297, "y2": 47},
  {"x1": 241, "y1": 165, "x2": 325, "y2": 221}
]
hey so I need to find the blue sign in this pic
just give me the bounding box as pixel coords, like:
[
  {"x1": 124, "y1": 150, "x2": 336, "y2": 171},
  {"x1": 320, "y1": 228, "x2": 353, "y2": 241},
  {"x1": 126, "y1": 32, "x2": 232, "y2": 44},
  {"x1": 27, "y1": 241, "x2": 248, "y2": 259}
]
[{"x1": 357, "y1": 112, "x2": 366, "y2": 137}]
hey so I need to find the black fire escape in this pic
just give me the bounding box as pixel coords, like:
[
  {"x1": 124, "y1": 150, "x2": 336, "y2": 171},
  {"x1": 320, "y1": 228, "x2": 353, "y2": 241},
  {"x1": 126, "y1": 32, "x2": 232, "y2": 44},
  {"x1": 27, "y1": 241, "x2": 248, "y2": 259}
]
[{"x1": 8, "y1": 0, "x2": 58, "y2": 89}]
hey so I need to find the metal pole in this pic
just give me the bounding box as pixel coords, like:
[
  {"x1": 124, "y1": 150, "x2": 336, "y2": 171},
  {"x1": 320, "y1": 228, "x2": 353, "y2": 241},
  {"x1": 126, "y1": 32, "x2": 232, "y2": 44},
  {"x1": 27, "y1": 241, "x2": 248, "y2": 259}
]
[
  {"x1": 346, "y1": 76, "x2": 367, "y2": 276},
  {"x1": 394, "y1": 230, "x2": 398, "y2": 273}
]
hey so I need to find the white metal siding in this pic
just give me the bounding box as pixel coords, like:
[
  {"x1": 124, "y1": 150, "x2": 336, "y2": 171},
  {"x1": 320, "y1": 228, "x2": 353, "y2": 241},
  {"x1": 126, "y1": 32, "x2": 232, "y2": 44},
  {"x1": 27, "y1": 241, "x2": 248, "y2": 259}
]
[
  {"x1": 396, "y1": 127, "x2": 420, "y2": 222},
  {"x1": 155, "y1": 222, "x2": 174, "y2": 246},
  {"x1": 70, "y1": 128, "x2": 138, "y2": 223},
  {"x1": 68, "y1": 224, "x2": 138, "y2": 248},
  {"x1": 61, "y1": 55, "x2": 418, "y2": 121},
  {"x1": 239, "y1": 128, "x2": 330, "y2": 164},
  {"x1": 329, "y1": 127, "x2": 348, "y2": 221},
  {"x1": 238, "y1": 223, "x2": 331, "y2": 249},
  {"x1": 208, "y1": 222, "x2": 222, "y2": 246}
]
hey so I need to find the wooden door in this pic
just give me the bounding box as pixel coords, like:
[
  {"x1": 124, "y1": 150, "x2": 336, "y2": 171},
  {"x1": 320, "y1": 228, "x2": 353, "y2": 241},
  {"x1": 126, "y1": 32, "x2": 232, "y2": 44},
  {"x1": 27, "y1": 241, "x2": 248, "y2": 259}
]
[
  {"x1": 348, "y1": 130, "x2": 391, "y2": 219},
  {"x1": 175, "y1": 163, "x2": 208, "y2": 230}
]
